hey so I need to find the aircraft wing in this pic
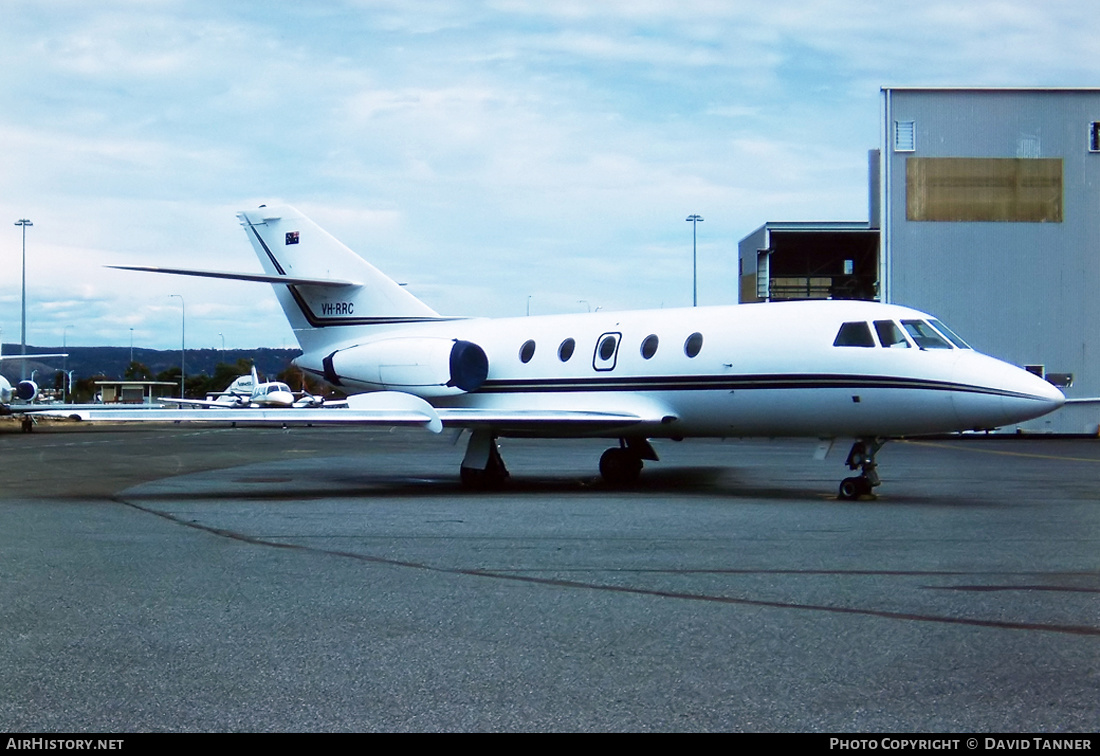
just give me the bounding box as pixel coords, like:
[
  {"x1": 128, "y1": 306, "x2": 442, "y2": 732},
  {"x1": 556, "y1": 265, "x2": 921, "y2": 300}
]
[
  {"x1": 38, "y1": 391, "x2": 676, "y2": 436},
  {"x1": 0, "y1": 353, "x2": 68, "y2": 361},
  {"x1": 157, "y1": 397, "x2": 242, "y2": 408},
  {"x1": 39, "y1": 391, "x2": 444, "y2": 433},
  {"x1": 433, "y1": 407, "x2": 671, "y2": 433}
]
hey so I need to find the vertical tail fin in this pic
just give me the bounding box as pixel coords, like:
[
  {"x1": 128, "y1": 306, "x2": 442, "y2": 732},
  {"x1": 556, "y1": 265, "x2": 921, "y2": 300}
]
[{"x1": 237, "y1": 205, "x2": 441, "y2": 353}]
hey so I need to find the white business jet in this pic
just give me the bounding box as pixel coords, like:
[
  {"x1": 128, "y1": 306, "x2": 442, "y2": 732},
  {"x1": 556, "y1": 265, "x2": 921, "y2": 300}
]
[
  {"x1": 0, "y1": 352, "x2": 67, "y2": 407},
  {"x1": 90, "y1": 204, "x2": 1062, "y2": 498},
  {"x1": 0, "y1": 351, "x2": 68, "y2": 431}
]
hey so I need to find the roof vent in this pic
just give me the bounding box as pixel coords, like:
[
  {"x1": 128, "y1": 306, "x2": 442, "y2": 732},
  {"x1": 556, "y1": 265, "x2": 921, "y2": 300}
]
[{"x1": 894, "y1": 121, "x2": 915, "y2": 152}]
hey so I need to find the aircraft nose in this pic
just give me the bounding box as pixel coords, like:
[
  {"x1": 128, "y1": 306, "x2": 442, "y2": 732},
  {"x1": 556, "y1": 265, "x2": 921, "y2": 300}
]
[
  {"x1": 1003, "y1": 367, "x2": 1065, "y2": 421},
  {"x1": 953, "y1": 353, "x2": 1065, "y2": 430}
]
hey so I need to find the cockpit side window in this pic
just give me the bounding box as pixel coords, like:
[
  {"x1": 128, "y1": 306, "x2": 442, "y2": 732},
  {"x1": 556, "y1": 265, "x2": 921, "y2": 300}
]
[
  {"x1": 901, "y1": 320, "x2": 953, "y2": 349},
  {"x1": 874, "y1": 320, "x2": 910, "y2": 348},
  {"x1": 928, "y1": 319, "x2": 971, "y2": 349},
  {"x1": 833, "y1": 321, "x2": 876, "y2": 347}
]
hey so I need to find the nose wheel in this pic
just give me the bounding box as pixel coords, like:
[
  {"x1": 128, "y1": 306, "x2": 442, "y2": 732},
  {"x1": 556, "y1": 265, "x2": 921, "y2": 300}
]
[{"x1": 838, "y1": 439, "x2": 884, "y2": 500}]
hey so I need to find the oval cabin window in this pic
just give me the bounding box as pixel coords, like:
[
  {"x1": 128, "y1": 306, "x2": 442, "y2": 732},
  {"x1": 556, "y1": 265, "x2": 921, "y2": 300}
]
[
  {"x1": 558, "y1": 338, "x2": 575, "y2": 362},
  {"x1": 684, "y1": 332, "x2": 703, "y2": 358}
]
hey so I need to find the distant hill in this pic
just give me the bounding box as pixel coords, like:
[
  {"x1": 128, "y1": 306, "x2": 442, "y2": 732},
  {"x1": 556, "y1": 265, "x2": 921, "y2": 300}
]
[{"x1": 1, "y1": 344, "x2": 302, "y2": 383}]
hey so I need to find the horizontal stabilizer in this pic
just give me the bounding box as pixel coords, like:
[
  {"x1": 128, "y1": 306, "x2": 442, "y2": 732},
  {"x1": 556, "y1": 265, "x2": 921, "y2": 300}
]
[{"x1": 107, "y1": 265, "x2": 359, "y2": 288}]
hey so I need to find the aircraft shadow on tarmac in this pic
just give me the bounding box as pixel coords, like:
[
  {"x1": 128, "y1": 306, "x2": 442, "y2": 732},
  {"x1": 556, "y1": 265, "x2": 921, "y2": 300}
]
[{"x1": 115, "y1": 463, "x2": 953, "y2": 505}]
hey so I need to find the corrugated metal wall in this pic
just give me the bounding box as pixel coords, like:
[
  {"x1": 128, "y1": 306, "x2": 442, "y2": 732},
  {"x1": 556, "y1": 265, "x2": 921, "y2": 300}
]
[{"x1": 883, "y1": 88, "x2": 1100, "y2": 433}]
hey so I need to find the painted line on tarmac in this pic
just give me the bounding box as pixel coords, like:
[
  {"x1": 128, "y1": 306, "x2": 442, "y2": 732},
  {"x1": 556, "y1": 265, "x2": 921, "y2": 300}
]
[
  {"x1": 115, "y1": 493, "x2": 1100, "y2": 639},
  {"x1": 903, "y1": 439, "x2": 1100, "y2": 464}
]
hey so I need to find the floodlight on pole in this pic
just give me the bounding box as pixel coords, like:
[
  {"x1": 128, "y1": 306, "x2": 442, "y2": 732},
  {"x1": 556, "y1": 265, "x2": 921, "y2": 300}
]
[
  {"x1": 14, "y1": 219, "x2": 32, "y2": 377},
  {"x1": 169, "y1": 294, "x2": 185, "y2": 397},
  {"x1": 685, "y1": 215, "x2": 703, "y2": 307},
  {"x1": 63, "y1": 325, "x2": 74, "y2": 403}
]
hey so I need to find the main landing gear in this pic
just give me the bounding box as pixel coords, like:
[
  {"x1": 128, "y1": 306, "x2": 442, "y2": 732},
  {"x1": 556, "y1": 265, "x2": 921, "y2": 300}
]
[
  {"x1": 459, "y1": 429, "x2": 510, "y2": 488},
  {"x1": 838, "y1": 438, "x2": 884, "y2": 500},
  {"x1": 458, "y1": 431, "x2": 658, "y2": 488},
  {"x1": 599, "y1": 438, "x2": 658, "y2": 487}
]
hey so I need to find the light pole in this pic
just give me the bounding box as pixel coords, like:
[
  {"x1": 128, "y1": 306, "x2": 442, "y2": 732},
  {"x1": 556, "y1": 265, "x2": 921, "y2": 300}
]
[
  {"x1": 685, "y1": 215, "x2": 703, "y2": 307},
  {"x1": 129, "y1": 328, "x2": 134, "y2": 366},
  {"x1": 63, "y1": 325, "x2": 73, "y2": 403},
  {"x1": 14, "y1": 219, "x2": 32, "y2": 377},
  {"x1": 169, "y1": 294, "x2": 185, "y2": 397}
]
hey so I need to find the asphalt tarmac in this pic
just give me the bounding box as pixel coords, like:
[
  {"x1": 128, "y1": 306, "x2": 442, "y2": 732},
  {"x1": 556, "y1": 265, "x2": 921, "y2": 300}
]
[{"x1": 1, "y1": 421, "x2": 1097, "y2": 732}]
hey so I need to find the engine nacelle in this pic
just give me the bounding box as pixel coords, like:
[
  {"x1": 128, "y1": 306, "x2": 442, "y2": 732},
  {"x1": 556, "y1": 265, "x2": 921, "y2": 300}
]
[
  {"x1": 323, "y1": 338, "x2": 488, "y2": 397},
  {"x1": 16, "y1": 380, "x2": 37, "y2": 402}
]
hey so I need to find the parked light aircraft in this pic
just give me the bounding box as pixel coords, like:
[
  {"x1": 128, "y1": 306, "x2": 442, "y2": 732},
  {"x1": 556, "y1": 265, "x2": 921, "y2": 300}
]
[
  {"x1": 163, "y1": 366, "x2": 342, "y2": 409},
  {"x1": 1, "y1": 351, "x2": 68, "y2": 431},
  {"x1": 79, "y1": 204, "x2": 1063, "y2": 498},
  {"x1": 0, "y1": 353, "x2": 67, "y2": 407}
]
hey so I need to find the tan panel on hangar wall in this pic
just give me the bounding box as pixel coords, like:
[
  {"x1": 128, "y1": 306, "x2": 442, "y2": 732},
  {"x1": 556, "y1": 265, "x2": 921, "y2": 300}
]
[{"x1": 906, "y1": 158, "x2": 1063, "y2": 222}]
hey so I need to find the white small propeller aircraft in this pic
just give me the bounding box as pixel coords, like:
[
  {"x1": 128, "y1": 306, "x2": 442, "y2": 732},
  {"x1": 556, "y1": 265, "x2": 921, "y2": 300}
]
[
  {"x1": 72, "y1": 204, "x2": 1063, "y2": 498},
  {"x1": 162, "y1": 365, "x2": 342, "y2": 409}
]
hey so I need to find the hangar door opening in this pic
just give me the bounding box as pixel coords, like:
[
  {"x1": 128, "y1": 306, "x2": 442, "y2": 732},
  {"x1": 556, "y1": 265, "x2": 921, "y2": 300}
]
[{"x1": 744, "y1": 227, "x2": 880, "y2": 303}]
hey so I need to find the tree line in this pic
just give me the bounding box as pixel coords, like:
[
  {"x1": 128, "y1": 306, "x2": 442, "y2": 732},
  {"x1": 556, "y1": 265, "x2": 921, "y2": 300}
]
[{"x1": 51, "y1": 358, "x2": 339, "y2": 403}]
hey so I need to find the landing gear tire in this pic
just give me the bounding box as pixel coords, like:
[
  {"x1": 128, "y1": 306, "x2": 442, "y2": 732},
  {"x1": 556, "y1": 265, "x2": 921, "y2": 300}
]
[
  {"x1": 838, "y1": 476, "x2": 872, "y2": 500},
  {"x1": 599, "y1": 447, "x2": 643, "y2": 487},
  {"x1": 459, "y1": 434, "x2": 510, "y2": 489},
  {"x1": 460, "y1": 465, "x2": 506, "y2": 489},
  {"x1": 838, "y1": 438, "x2": 885, "y2": 499}
]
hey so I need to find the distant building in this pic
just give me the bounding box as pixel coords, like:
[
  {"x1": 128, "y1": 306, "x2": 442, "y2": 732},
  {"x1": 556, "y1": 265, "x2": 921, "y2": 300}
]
[
  {"x1": 95, "y1": 380, "x2": 178, "y2": 404},
  {"x1": 740, "y1": 87, "x2": 1100, "y2": 433}
]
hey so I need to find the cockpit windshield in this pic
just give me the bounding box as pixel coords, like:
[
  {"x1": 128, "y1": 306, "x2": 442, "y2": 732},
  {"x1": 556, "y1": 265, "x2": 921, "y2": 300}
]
[
  {"x1": 834, "y1": 317, "x2": 971, "y2": 350},
  {"x1": 833, "y1": 321, "x2": 876, "y2": 347},
  {"x1": 874, "y1": 320, "x2": 910, "y2": 348},
  {"x1": 928, "y1": 319, "x2": 971, "y2": 349},
  {"x1": 901, "y1": 320, "x2": 952, "y2": 349}
]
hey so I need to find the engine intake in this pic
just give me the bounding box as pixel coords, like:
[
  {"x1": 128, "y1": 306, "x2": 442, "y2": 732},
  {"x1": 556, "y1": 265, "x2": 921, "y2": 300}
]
[
  {"x1": 325, "y1": 338, "x2": 488, "y2": 397},
  {"x1": 16, "y1": 380, "x2": 38, "y2": 402}
]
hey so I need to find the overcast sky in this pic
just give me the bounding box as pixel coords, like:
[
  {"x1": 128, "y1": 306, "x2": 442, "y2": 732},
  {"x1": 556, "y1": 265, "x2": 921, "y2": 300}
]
[{"x1": 2, "y1": 1, "x2": 1098, "y2": 350}]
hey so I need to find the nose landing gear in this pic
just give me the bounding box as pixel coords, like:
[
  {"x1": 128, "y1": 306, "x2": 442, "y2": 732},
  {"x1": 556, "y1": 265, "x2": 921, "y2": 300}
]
[{"x1": 839, "y1": 438, "x2": 884, "y2": 500}]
